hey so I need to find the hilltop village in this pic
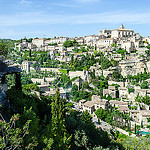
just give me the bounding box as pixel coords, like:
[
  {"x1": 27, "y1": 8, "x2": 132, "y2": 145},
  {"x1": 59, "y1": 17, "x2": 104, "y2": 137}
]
[{"x1": 1, "y1": 25, "x2": 150, "y2": 149}]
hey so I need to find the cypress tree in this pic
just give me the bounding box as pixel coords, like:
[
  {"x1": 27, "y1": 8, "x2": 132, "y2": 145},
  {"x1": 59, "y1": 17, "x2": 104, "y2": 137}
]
[
  {"x1": 15, "y1": 72, "x2": 22, "y2": 91},
  {"x1": 134, "y1": 124, "x2": 136, "y2": 134},
  {"x1": 29, "y1": 49, "x2": 31, "y2": 57},
  {"x1": 51, "y1": 87, "x2": 71, "y2": 150}
]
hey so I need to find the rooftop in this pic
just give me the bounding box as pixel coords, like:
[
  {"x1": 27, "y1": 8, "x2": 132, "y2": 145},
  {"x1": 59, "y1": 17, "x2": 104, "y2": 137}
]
[
  {"x1": 79, "y1": 99, "x2": 87, "y2": 103},
  {"x1": 117, "y1": 106, "x2": 129, "y2": 111},
  {"x1": 140, "y1": 110, "x2": 150, "y2": 116},
  {"x1": 84, "y1": 101, "x2": 95, "y2": 107},
  {"x1": 109, "y1": 100, "x2": 128, "y2": 105},
  {"x1": 94, "y1": 99, "x2": 108, "y2": 105}
]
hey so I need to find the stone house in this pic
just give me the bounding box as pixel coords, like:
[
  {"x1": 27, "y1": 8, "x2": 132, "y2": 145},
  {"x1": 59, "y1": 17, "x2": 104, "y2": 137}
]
[
  {"x1": 111, "y1": 54, "x2": 122, "y2": 61},
  {"x1": 103, "y1": 86, "x2": 118, "y2": 98},
  {"x1": 119, "y1": 57, "x2": 146, "y2": 77},
  {"x1": 130, "y1": 110, "x2": 150, "y2": 126},
  {"x1": 83, "y1": 101, "x2": 95, "y2": 114},
  {"x1": 121, "y1": 41, "x2": 136, "y2": 53},
  {"x1": 119, "y1": 87, "x2": 128, "y2": 99},
  {"x1": 37, "y1": 85, "x2": 50, "y2": 92},
  {"x1": 79, "y1": 96, "x2": 109, "y2": 114},
  {"x1": 130, "y1": 110, "x2": 140, "y2": 123},
  {"x1": 94, "y1": 99, "x2": 109, "y2": 110},
  {"x1": 135, "y1": 89, "x2": 150, "y2": 97},
  {"x1": 68, "y1": 70, "x2": 90, "y2": 82},
  {"x1": 32, "y1": 38, "x2": 46, "y2": 48},
  {"x1": 31, "y1": 77, "x2": 55, "y2": 85},
  {"x1": 21, "y1": 61, "x2": 36, "y2": 74},
  {"x1": 117, "y1": 105, "x2": 130, "y2": 114},
  {"x1": 43, "y1": 88, "x2": 67, "y2": 99},
  {"x1": 78, "y1": 99, "x2": 87, "y2": 109},
  {"x1": 97, "y1": 38, "x2": 115, "y2": 47},
  {"x1": 91, "y1": 95, "x2": 101, "y2": 101},
  {"x1": 109, "y1": 100, "x2": 128, "y2": 108},
  {"x1": 40, "y1": 68, "x2": 59, "y2": 73},
  {"x1": 139, "y1": 110, "x2": 150, "y2": 126}
]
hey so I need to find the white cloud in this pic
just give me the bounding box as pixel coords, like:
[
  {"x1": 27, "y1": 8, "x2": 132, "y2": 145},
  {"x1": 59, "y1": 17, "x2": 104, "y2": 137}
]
[
  {"x1": 54, "y1": 0, "x2": 100, "y2": 8},
  {"x1": 74, "y1": 0, "x2": 100, "y2": 3},
  {"x1": 20, "y1": 0, "x2": 32, "y2": 5},
  {"x1": 0, "y1": 10, "x2": 150, "y2": 27},
  {"x1": 54, "y1": 3, "x2": 81, "y2": 8}
]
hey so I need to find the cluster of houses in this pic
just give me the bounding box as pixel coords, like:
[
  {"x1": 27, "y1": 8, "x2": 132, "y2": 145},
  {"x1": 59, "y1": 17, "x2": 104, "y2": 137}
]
[
  {"x1": 14, "y1": 25, "x2": 150, "y2": 77},
  {"x1": 4, "y1": 25, "x2": 150, "y2": 130},
  {"x1": 78, "y1": 94, "x2": 150, "y2": 127},
  {"x1": 15, "y1": 25, "x2": 143, "y2": 53}
]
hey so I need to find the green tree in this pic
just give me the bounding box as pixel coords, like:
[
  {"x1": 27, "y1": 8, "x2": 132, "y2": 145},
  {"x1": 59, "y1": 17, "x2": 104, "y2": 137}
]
[
  {"x1": 111, "y1": 43, "x2": 116, "y2": 47},
  {"x1": 101, "y1": 58, "x2": 112, "y2": 69},
  {"x1": 50, "y1": 88, "x2": 71, "y2": 149},
  {"x1": 72, "y1": 84, "x2": 78, "y2": 96},
  {"x1": 147, "y1": 117, "x2": 150, "y2": 122},
  {"x1": 22, "y1": 84, "x2": 39, "y2": 91},
  {"x1": 140, "y1": 81, "x2": 149, "y2": 89},
  {"x1": 0, "y1": 41, "x2": 8, "y2": 56},
  {"x1": 29, "y1": 49, "x2": 31, "y2": 57},
  {"x1": 128, "y1": 88, "x2": 135, "y2": 94},
  {"x1": 74, "y1": 130, "x2": 89, "y2": 149},
  {"x1": 63, "y1": 40, "x2": 73, "y2": 48},
  {"x1": 18, "y1": 107, "x2": 39, "y2": 141},
  {"x1": 81, "y1": 110, "x2": 93, "y2": 125},
  {"x1": 112, "y1": 71, "x2": 120, "y2": 80},
  {"x1": 0, "y1": 114, "x2": 37, "y2": 149},
  {"x1": 95, "y1": 108, "x2": 107, "y2": 120}
]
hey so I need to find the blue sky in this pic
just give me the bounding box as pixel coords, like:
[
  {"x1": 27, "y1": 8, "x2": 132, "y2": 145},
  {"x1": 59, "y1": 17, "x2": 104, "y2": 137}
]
[{"x1": 0, "y1": 0, "x2": 150, "y2": 39}]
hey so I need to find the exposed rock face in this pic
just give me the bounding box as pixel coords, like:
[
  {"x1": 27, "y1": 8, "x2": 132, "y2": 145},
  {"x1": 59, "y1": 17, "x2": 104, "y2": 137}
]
[
  {"x1": 0, "y1": 56, "x2": 22, "y2": 104},
  {"x1": 0, "y1": 60, "x2": 7, "y2": 72}
]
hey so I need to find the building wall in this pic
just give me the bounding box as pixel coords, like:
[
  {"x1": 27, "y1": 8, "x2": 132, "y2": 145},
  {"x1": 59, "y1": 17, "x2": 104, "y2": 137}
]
[
  {"x1": 32, "y1": 39, "x2": 45, "y2": 48},
  {"x1": 83, "y1": 105, "x2": 95, "y2": 114}
]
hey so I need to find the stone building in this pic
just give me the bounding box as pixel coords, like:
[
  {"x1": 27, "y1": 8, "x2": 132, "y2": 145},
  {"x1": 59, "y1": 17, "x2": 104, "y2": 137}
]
[
  {"x1": 32, "y1": 38, "x2": 46, "y2": 48},
  {"x1": 94, "y1": 99, "x2": 109, "y2": 110},
  {"x1": 83, "y1": 101, "x2": 95, "y2": 114},
  {"x1": 21, "y1": 61, "x2": 34, "y2": 74},
  {"x1": 119, "y1": 56, "x2": 146, "y2": 77},
  {"x1": 111, "y1": 25, "x2": 134, "y2": 39},
  {"x1": 99, "y1": 25, "x2": 134, "y2": 39},
  {"x1": 109, "y1": 100, "x2": 128, "y2": 108},
  {"x1": 119, "y1": 87, "x2": 128, "y2": 99},
  {"x1": 103, "y1": 86, "x2": 118, "y2": 98},
  {"x1": 0, "y1": 57, "x2": 22, "y2": 104},
  {"x1": 79, "y1": 99, "x2": 87, "y2": 109},
  {"x1": 130, "y1": 110, "x2": 150, "y2": 127},
  {"x1": 97, "y1": 38, "x2": 115, "y2": 47},
  {"x1": 68, "y1": 70, "x2": 90, "y2": 82}
]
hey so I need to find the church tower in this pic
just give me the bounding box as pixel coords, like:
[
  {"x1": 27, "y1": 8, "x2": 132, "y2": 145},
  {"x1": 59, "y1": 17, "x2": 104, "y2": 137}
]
[{"x1": 120, "y1": 24, "x2": 125, "y2": 29}]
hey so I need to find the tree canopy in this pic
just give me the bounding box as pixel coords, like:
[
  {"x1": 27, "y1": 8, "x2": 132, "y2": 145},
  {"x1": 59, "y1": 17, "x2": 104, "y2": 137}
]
[{"x1": 0, "y1": 41, "x2": 8, "y2": 56}]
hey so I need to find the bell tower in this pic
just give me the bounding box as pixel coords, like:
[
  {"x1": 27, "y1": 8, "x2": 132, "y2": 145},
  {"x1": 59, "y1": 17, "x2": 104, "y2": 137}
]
[{"x1": 120, "y1": 24, "x2": 125, "y2": 29}]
